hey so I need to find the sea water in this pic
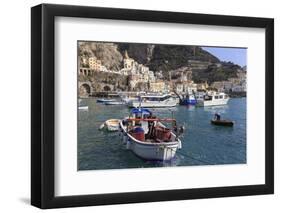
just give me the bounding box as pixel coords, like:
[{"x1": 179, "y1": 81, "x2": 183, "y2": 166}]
[{"x1": 78, "y1": 97, "x2": 246, "y2": 170}]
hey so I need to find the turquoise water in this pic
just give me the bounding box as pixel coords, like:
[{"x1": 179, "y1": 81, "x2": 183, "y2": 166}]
[{"x1": 78, "y1": 98, "x2": 246, "y2": 170}]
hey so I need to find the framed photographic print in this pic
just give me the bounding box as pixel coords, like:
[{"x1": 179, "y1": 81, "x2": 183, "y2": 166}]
[{"x1": 31, "y1": 4, "x2": 274, "y2": 209}]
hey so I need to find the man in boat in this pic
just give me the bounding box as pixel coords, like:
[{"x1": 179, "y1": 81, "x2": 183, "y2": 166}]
[
  {"x1": 146, "y1": 112, "x2": 157, "y2": 139},
  {"x1": 214, "y1": 113, "x2": 221, "y2": 121}
]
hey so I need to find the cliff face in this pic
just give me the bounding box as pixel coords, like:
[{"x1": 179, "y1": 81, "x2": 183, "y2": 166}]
[
  {"x1": 148, "y1": 45, "x2": 219, "y2": 72},
  {"x1": 79, "y1": 42, "x2": 241, "y2": 84},
  {"x1": 191, "y1": 62, "x2": 241, "y2": 83},
  {"x1": 117, "y1": 43, "x2": 156, "y2": 65},
  {"x1": 79, "y1": 42, "x2": 123, "y2": 70},
  {"x1": 118, "y1": 43, "x2": 220, "y2": 71}
]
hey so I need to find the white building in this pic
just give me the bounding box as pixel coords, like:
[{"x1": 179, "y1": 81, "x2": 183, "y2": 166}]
[{"x1": 121, "y1": 50, "x2": 156, "y2": 83}]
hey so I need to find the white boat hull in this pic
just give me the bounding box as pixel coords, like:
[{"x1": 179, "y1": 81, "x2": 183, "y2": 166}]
[
  {"x1": 99, "y1": 119, "x2": 120, "y2": 131},
  {"x1": 127, "y1": 139, "x2": 179, "y2": 161},
  {"x1": 120, "y1": 121, "x2": 181, "y2": 161},
  {"x1": 196, "y1": 98, "x2": 229, "y2": 107},
  {"x1": 121, "y1": 97, "x2": 139, "y2": 104},
  {"x1": 104, "y1": 101, "x2": 125, "y2": 105},
  {"x1": 78, "y1": 106, "x2": 88, "y2": 110},
  {"x1": 128, "y1": 99, "x2": 178, "y2": 108},
  {"x1": 96, "y1": 99, "x2": 116, "y2": 103}
]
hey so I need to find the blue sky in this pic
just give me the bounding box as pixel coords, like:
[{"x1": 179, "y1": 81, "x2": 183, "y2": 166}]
[{"x1": 202, "y1": 47, "x2": 247, "y2": 67}]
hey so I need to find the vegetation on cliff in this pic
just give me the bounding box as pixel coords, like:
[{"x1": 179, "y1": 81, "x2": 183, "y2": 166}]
[
  {"x1": 192, "y1": 62, "x2": 242, "y2": 83},
  {"x1": 79, "y1": 42, "x2": 243, "y2": 84}
]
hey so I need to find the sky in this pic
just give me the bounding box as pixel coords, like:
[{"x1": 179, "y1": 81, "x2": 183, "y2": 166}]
[{"x1": 202, "y1": 47, "x2": 247, "y2": 67}]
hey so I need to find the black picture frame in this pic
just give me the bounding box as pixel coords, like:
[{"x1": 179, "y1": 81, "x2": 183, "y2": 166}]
[{"x1": 31, "y1": 3, "x2": 274, "y2": 209}]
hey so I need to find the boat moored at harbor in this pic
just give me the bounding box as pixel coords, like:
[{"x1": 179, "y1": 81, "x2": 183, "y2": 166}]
[
  {"x1": 78, "y1": 99, "x2": 89, "y2": 110},
  {"x1": 104, "y1": 101, "x2": 125, "y2": 105},
  {"x1": 96, "y1": 98, "x2": 116, "y2": 103},
  {"x1": 180, "y1": 94, "x2": 197, "y2": 105},
  {"x1": 128, "y1": 94, "x2": 178, "y2": 108},
  {"x1": 99, "y1": 119, "x2": 121, "y2": 131},
  {"x1": 196, "y1": 92, "x2": 229, "y2": 107},
  {"x1": 119, "y1": 94, "x2": 140, "y2": 104},
  {"x1": 78, "y1": 105, "x2": 89, "y2": 110},
  {"x1": 211, "y1": 119, "x2": 234, "y2": 126},
  {"x1": 119, "y1": 108, "x2": 182, "y2": 161}
]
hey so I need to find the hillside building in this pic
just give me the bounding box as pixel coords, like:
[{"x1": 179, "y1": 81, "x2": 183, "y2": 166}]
[{"x1": 88, "y1": 57, "x2": 102, "y2": 71}]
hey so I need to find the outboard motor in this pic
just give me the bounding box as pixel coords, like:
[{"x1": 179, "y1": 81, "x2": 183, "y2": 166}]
[
  {"x1": 178, "y1": 125, "x2": 185, "y2": 136},
  {"x1": 174, "y1": 123, "x2": 186, "y2": 139}
]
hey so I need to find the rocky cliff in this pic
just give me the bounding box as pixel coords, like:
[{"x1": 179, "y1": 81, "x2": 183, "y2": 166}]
[
  {"x1": 79, "y1": 42, "x2": 123, "y2": 70},
  {"x1": 79, "y1": 42, "x2": 242, "y2": 84}
]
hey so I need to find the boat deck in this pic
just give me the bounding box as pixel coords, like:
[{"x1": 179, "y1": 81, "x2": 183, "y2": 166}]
[{"x1": 128, "y1": 133, "x2": 174, "y2": 144}]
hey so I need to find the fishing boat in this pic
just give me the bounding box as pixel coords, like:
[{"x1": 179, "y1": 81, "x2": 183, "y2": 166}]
[
  {"x1": 96, "y1": 98, "x2": 116, "y2": 103},
  {"x1": 180, "y1": 94, "x2": 197, "y2": 105},
  {"x1": 172, "y1": 90, "x2": 196, "y2": 106},
  {"x1": 78, "y1": 105, "x2": 88, "y2": 110},
  {"x1": 119, "y1": 108, "x2": 183, "y2": 161},
  {"x1": 127, "y1": 94, "x2": 178, "y2": 108},
  {"x1": 78, "y1": 99, "x2": 88, "y2": 110},
  {"x1": 196, "y1": 92, "x2": 229, "y2": 107},
  {"x1": 195, "y1": 92, "x2": 205, "y2": 101},
  {"x1": 99, "y1": 119, "x2": 121, "y2": 131},
  {"x1": 119, "y1": 94, "x2": 139, "y2": 104},
  {"x1": 104, "y1": 101, "x2": 125, "y2": 105},
  {"x1": 211, "y1": 119, "x2": 234, "y2": 127}
]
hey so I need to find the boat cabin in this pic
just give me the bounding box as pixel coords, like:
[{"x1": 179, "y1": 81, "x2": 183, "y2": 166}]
[
  {"x1": 203, "y1": 93, "x2": 229, "y2": 101},
  {"x1": 140, "y1": 94, "x2": 173, "y2": 102}
]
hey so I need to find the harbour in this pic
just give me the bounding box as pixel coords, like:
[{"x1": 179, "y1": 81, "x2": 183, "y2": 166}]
[
  {"x1": 77, "y1": 41, "x2": 247, "y2": 170},
  {"x1": 78, "y1": 97, "x2": 246, "y2": 170}
]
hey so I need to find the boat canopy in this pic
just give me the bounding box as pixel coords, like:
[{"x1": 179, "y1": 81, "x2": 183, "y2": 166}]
[{"x1": 130, "y1": 108, "x2": 152, "y2": 115}]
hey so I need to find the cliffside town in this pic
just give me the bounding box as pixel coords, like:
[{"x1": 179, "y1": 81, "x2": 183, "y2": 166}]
[{"x1": 78, "y1": 42, "x2": 246, "y2": 97}]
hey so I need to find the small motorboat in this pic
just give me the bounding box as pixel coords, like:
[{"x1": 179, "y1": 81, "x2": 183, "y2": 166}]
[
  {"x1": 78, "y1": 105, "x2": 88, "y2": 110},
  {"x1": 104, "y1": 101, "x2": 125, "y2": 105},
  {"x1": 196, "y1": 92, "x2": 229, "y2": 107},
  {"x1": 96, "y1": 98, "x2": 116, "y2": 103},
  {"x1": 119, "y1": 108, "x2": 183, "y2": 161},
  {"x1": 211, "y1": 119, "x2": 234, "y2": 127},
  {"x1": 99, "y1": 119, "x2": 121, "y2": 131}
]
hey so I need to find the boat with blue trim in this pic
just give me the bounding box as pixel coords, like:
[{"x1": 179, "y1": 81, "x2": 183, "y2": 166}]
[
  {"x1": 96, "y1": 98, "x2": 116, "y2": 103},
  {"x1": 119, "y1": 108, "x2": 183, "y2": 161},
  {"x1": 104, "y1": 101, "x2": 125, "y2": 105},
  {"x1": 180, "y1": 94, "x2": 197, "y2": 105},
  {"x1": 173, "y1": 90, "x2": 197, "y2": 106}
]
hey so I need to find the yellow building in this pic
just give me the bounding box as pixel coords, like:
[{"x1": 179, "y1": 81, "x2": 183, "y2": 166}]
[
  {"x1": 197, "y1": 82, "x2": 209, "y2": 91},
  {"x1": 149, "y1": 81, "x2": 165, "y2": 93},
  {"x1": 88, "y1": 57, "x2": 102, "y2": 71}
]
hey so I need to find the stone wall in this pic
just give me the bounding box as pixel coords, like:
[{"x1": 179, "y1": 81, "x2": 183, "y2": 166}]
[{"x1": 78, "y1": 70, "x2": 129, "y2": 95}]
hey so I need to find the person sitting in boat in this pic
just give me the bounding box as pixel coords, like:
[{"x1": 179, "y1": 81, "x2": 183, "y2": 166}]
[
  {"x1": 173, "y1": 120, "x2": 178, "y2": 133},
  {"x1": 147, "y1": 114, "x2": 157, "y2": 139},
  {"x1": 135, "y1": 115, "x2": 142, "y2": 126},
  {"x1": 214, "y1": 113, "x2": 221, "y2": 121}
]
